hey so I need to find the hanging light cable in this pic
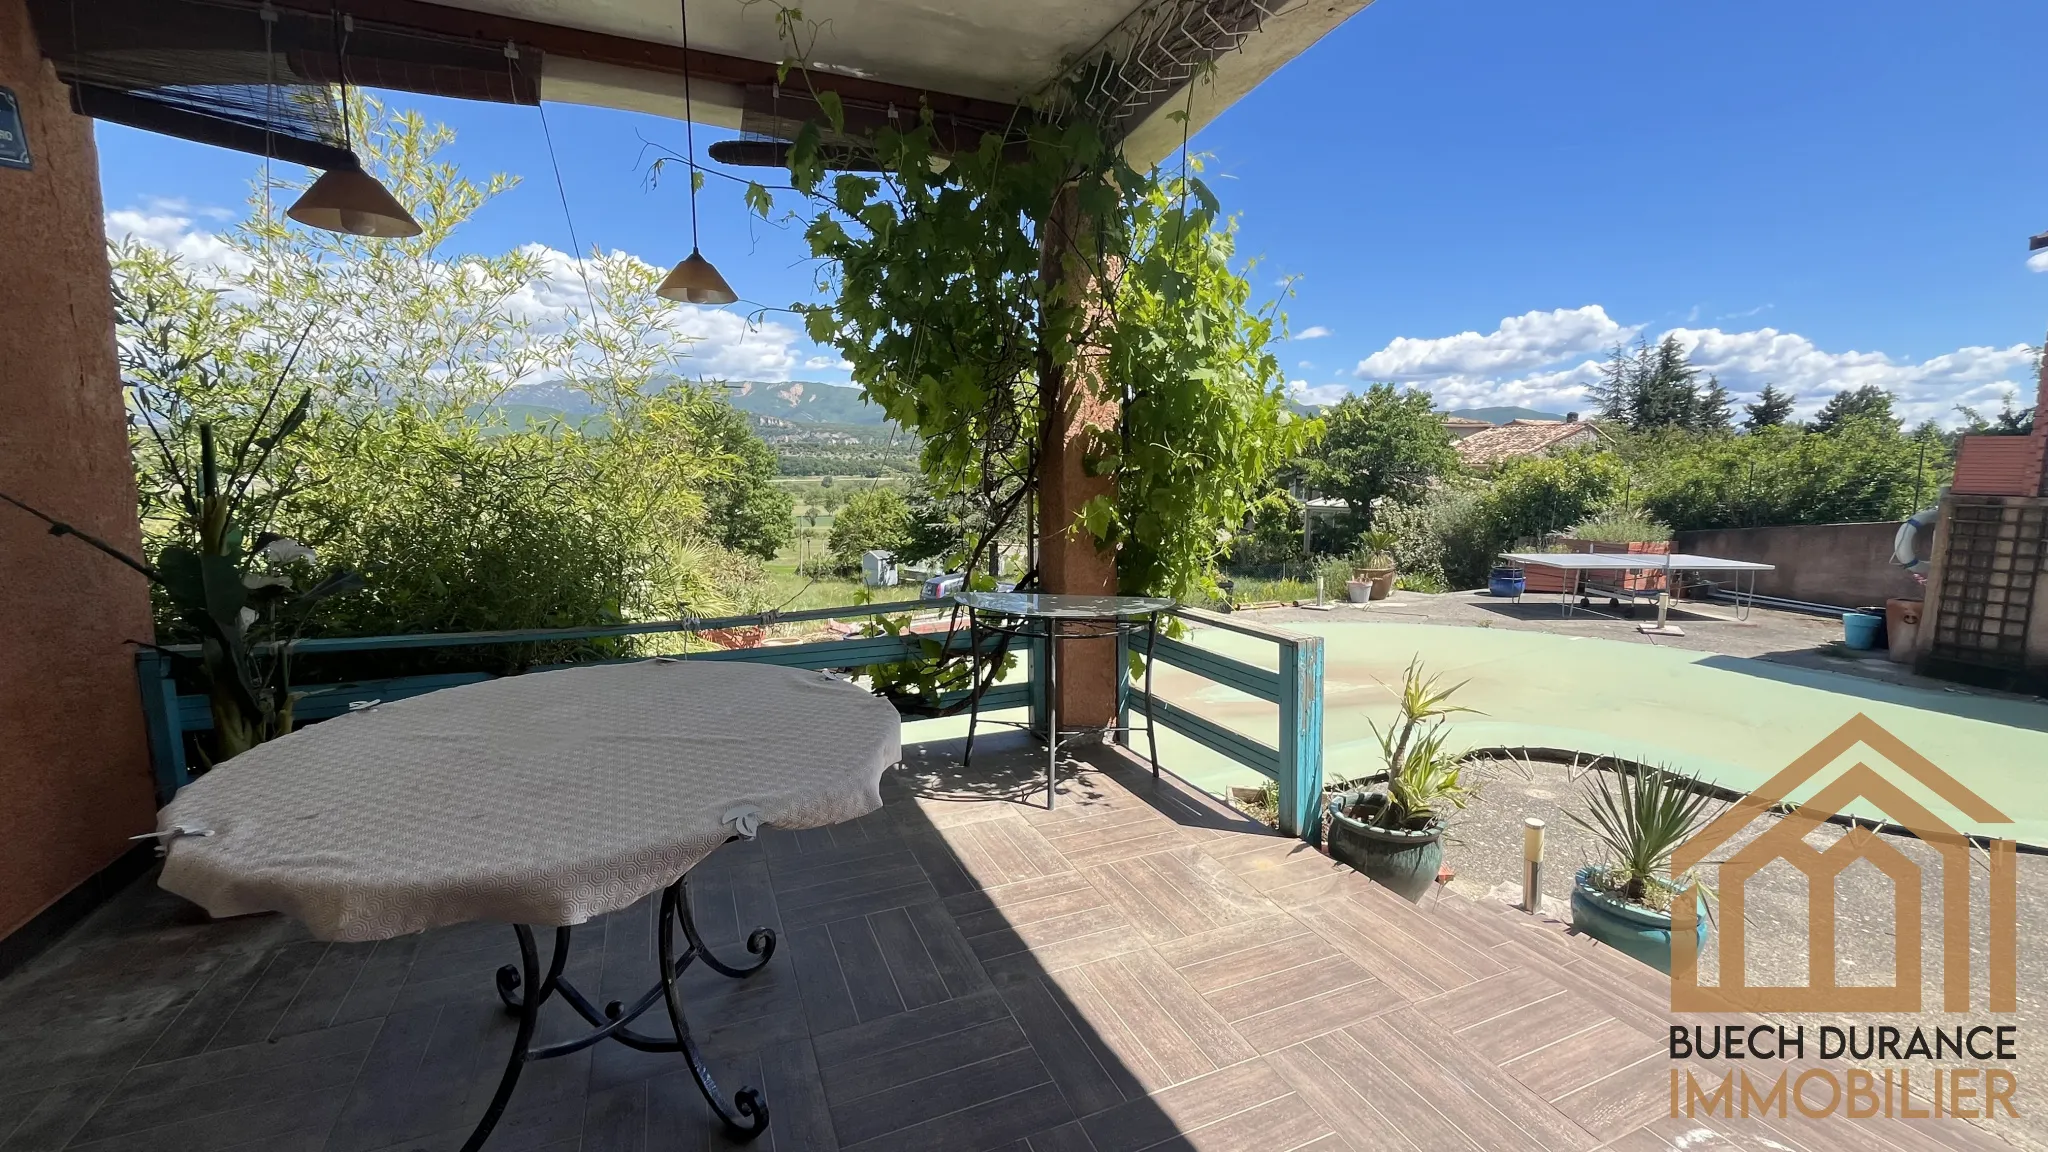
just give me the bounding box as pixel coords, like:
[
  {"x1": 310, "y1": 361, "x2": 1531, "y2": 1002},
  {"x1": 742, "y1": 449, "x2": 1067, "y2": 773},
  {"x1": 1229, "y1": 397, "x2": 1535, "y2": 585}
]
[
  {"x1": 287, "y1": 8, "x2": 422, "y2": 238},
  {"x1": 656, "y1": 0, "x2": 737, "y2": 304}
]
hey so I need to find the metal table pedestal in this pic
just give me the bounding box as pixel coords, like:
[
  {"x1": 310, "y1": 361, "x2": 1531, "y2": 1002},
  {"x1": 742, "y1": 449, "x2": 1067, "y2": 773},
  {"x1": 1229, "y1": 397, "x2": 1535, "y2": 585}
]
[{"x1": 954, "y1": 593, "x2": 1175, "y2": 808}]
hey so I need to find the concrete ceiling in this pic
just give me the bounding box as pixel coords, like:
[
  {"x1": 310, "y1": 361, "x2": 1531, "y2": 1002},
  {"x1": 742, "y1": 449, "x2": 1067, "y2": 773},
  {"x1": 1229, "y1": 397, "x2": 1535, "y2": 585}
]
[
  {"x1": 37, "y1": 0, "x2": 1370, "y2": 170},
  {"x1": 431, "y1": 0, "x2": 1370, "y2": 167},
  {"x1": 444, "y1": 0, "x2": 1131, "y2": 106}
]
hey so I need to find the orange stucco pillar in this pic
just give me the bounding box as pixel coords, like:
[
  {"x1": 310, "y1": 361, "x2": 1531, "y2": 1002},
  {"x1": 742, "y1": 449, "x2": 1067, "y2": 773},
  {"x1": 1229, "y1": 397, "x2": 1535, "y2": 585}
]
[
  {"x1": 1038, "y1": 183, "x2": 1120, "y2": 728},
  {"x1": 0, "y1": 0, "x2": 158, "y2": 949}
]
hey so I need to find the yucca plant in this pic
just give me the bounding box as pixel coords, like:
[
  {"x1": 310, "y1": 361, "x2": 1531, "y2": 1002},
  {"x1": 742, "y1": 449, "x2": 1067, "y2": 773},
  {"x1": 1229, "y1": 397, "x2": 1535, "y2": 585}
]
[
  {"x1": 1567, "y1": 766, "x2": 1717, "y2": 909},
  {"x1": 1352, "y1": 528, "x2": 1398, "y2": 570},
  {"x1": 1359, "y1": 658, "x2": 1480, "y2": 830}
]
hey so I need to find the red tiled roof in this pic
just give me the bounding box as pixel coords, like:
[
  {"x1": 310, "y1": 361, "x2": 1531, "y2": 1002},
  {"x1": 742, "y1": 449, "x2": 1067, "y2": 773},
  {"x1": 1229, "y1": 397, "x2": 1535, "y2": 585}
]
[{"x1": 1453, "y1": 420, "x2": 1601, "y2": 468}]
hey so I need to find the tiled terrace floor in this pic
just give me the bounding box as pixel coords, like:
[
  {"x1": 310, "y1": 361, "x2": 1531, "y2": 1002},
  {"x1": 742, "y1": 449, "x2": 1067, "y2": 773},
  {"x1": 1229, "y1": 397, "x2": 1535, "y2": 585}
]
[{"x1": 0, "y1": 735, "x2": 2016, "y2": 1152}]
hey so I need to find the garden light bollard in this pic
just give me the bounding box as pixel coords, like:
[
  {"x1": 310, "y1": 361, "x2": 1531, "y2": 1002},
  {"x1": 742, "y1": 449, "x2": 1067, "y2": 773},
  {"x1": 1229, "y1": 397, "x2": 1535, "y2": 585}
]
[{"x1": 1523, "y1": 816, "x2": 1545, "y2": 912}]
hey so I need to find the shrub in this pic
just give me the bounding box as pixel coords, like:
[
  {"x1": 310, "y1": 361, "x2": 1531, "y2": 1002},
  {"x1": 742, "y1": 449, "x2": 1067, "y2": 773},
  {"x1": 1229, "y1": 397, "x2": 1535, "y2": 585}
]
[
  {"x1": 1226, "y1": 488, "x2": 1307, "y2": 570},
  {"x1": 1635, "y1": 420, "x2": 1947, "y2": 531},
  {"x1": 1482, "y1": 451, "x2": 1627, "y2": 545},
  {"x1": 1314, "y1": 556, "x2": 1355, "y2": 596},
  {"x1": 284, "y1": 410, "x2": 767, "y2": 676},
  {"x1": 1376, "y1": 484, "x2": 1494, "y2": 591},
  {"x1": 1567, "y1": 508, "x2": 1672, "y2": 544},
  {"x1": 1374, "y1": 452, "x2": 1625, "y2": 589},
  {"x1": 112, "y1": 104, "x2": 789, "y2": 682},
  {"x1": 828, "y1": 487, "x2": 913, "y2": 571}
]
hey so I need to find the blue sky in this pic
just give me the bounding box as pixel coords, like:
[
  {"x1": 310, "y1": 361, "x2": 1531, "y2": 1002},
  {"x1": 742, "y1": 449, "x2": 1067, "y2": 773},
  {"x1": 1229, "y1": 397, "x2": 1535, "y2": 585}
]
[{"x1": 98, "y1": 0, "x2": 2048, "y2": 424}]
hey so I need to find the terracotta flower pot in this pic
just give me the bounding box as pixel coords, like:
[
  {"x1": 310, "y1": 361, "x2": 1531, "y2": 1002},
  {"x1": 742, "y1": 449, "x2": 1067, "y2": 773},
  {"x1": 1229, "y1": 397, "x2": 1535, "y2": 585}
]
[{"x1": 1355, "y1": 567, "x2": 1394, "y2": 600}]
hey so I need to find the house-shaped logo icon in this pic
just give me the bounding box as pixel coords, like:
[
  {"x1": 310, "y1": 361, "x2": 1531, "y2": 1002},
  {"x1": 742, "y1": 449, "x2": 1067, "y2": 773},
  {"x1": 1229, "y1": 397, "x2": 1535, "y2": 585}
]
[{"x1": 1670, "y1": 714, "x2": 2019, "y2": 1014}]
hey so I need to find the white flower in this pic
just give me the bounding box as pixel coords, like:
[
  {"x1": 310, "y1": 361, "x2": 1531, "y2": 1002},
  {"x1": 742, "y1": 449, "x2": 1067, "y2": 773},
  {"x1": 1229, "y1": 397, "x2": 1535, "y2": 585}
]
[
  {"x1": 260, "y1": 537, "x2": 316, "y2": 565},
  {"x1": 242, "y1": 573, "x2": 293, "y2": 590}
]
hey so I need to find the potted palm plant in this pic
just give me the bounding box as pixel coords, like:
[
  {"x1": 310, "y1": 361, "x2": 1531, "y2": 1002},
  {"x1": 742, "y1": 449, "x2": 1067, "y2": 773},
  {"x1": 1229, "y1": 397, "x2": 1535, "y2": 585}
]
[
  {"x1": 1566, "y1": 765, "x2": 1717, "y2": 972},
  {"x1": 1349, "y1": 530, "x2": 1398, "y2": 601},
  {"x1": 1325, "y1": 660, "x2": 1476, "y2": 900}
]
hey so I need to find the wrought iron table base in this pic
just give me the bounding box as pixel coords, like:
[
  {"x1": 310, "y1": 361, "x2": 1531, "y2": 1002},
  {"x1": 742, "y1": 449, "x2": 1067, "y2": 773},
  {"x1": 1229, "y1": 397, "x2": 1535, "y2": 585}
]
[
  {"x1": 461, "y1": 873, "x2": 774, "y2": 1151},
  {"x1": 962, "y1": 611, "x2": 1162, "y2": 809}
]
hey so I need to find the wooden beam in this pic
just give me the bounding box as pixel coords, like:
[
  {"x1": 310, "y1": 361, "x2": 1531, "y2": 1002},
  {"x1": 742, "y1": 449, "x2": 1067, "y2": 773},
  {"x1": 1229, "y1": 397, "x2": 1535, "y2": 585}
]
[{"x1": 266, "y1": 0, "x2": 1021, "y2": 128}]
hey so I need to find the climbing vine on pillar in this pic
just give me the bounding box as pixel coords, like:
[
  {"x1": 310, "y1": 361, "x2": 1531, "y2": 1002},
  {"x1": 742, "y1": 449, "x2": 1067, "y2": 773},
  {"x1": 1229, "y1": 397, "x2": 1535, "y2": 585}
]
[{"x1": 764, "y1": 80, "x2": 1313, "y2": 601}]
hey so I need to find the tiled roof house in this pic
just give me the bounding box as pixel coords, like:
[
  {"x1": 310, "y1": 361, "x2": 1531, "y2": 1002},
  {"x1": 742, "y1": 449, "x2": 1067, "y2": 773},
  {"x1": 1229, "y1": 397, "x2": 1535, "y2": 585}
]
[{"x1": 1453, "y1": 418, "x2": 1604, "y2": 469}]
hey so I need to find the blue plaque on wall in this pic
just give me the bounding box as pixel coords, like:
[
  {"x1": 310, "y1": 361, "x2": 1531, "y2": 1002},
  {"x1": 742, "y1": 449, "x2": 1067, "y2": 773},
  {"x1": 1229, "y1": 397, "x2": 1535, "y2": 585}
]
[{"x1": 0, "y1": 87, "x2": 30, "y2": 171}]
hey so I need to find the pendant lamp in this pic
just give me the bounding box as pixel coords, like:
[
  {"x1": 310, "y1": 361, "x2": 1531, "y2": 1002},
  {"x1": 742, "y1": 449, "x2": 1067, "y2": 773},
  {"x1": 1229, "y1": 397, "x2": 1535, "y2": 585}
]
[
  {"x1": 287, "y1": 10, "x2": 422, "y2": 238},
  {"x1": 656, "y1": 0, "x2": 737, "y2": 304}
]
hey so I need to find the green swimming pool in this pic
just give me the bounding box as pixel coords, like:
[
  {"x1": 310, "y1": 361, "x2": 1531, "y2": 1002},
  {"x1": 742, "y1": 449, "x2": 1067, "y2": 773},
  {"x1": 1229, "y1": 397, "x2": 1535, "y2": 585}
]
[{"x1": 1148, "y1": 621, "x2": 2048, "y2": 846}]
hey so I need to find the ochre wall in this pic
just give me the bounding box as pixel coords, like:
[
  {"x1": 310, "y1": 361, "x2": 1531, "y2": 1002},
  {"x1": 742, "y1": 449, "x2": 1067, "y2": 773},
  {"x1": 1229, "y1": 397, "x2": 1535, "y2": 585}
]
[{"x1": 0, "y1": 0, "x2": 158, "y2": 940}]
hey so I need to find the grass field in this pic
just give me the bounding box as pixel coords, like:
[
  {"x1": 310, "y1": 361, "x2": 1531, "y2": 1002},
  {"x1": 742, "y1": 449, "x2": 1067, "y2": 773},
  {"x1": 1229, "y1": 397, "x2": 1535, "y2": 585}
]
[{"x1": 761, "y1": 532, "x2": 923, "y2": 615}]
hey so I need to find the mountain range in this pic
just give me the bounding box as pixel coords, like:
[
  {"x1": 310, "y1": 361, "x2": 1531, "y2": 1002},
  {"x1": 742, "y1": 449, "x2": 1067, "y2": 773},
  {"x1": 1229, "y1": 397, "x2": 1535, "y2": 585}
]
[
  {"x1": 1444, "y1": 406, "x2": 1568, "y2": 424},
  {"x1": 495, "y1": 379, "x2": 1564, "y2": 430},
  {"x1": 497, "y1": 377, "x2": 890, "y2": 425}
]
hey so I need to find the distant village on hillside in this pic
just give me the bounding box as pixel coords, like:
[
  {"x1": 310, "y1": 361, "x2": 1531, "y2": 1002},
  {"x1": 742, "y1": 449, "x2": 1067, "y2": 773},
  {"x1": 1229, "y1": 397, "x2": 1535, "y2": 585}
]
[{"x1": 492, "y1": 376, "x2": 1574, "y2": 478}]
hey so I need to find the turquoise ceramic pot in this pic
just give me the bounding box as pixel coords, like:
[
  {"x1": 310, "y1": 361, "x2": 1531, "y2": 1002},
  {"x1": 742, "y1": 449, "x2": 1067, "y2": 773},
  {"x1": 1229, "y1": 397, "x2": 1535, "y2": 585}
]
[
  {"x1": 1569, "y1": 866, "x2": 1707, "y2": 974},
  {"x1": 1326, "y1": 791, "x2": 1444, "y2": 903}
]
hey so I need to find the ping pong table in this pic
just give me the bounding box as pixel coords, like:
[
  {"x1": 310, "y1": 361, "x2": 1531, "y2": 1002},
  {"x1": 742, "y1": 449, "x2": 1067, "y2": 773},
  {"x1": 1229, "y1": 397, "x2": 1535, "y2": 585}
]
[{"x1": 1497, "y1": 551, "x2": 1774, "y2": 635}]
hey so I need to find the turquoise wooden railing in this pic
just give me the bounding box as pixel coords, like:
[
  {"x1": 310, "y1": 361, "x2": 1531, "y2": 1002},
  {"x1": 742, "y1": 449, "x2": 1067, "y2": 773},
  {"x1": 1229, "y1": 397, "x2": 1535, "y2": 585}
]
[
  {"x1": 137, "y1": 602, "x2": 1325, "y2": 843},
  {"x1": 1119, "y1": 608, "x2": 1326, "y2": 843}
]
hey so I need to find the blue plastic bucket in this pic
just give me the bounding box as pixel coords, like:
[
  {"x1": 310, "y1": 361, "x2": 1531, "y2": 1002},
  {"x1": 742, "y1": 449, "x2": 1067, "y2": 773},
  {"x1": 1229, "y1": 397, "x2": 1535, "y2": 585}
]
[
  {"x1": 1842, "y1": 612, "x2": 1883, "y2": 650},
  {"x1": 1488, "y1": 566, "x2": 1526, "y2": 598}
]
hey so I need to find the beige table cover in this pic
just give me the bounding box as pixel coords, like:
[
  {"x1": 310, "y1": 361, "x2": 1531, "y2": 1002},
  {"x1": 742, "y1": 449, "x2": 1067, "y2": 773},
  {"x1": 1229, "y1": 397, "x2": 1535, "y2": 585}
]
[{"x1": 157, "y1": 660, "x2": 901, "y2": 941}]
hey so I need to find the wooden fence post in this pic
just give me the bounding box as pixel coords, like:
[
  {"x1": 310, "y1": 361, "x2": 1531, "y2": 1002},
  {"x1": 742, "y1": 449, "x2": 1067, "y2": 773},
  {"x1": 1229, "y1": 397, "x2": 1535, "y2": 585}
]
[
  {"x1": 135, "y1": 650, "x2": 189, "y2": 804},
  {"x1": 1276, "y1": 634, "x2": 1325, "y2": 843}
]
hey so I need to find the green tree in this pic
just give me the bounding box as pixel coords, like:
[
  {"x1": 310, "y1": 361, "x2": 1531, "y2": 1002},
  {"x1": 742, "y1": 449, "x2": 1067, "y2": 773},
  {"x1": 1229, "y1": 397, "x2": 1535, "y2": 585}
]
[
  {"x1": 1588, "y1": 341, "x2": 1638, "y2": 424},
  {"x1": 1633, "y1": 335, "x2": 1700, "y2": 432},
  {"x1": 1225, "y1": 487, "x2": 1308, "y2": 570},
  {"x1": 1637, "y1": 418, "x2": 1943, "y2": 530},
  {"x1": 900, "y1": 481, "x2": 968, "y2": 568},
  {"x1": 1481, "y1": 451, "x2": 1627, "y2": 545},
  {"x1": 1299, "y1": 384, "x2": 1455, "y2": 530},
  {"x1": 1956, "y1": 390, "x2": 2034, "y2": 435},
  {"x1": 1809, "y1": 385, "x2": 1896, "y2": 434},
  {"x1": 1743, "y1": 383, "x2": 1795, "y2": 431},
  {"x1": 1694, "y1": 375, "x2": 1734, "y2": 433},
  {"x1": 114, "y1": 100, "x2": 787, "y2": 663},
  {"x1": 693, "y1": 401, "x2": 796, "y2": 560},
  {"x1": 1590, "y1": 335, "x2": 1722, "y2": 432},
  {"x1": 828, "y1": 487, "x2": 913, "y2": 569}
]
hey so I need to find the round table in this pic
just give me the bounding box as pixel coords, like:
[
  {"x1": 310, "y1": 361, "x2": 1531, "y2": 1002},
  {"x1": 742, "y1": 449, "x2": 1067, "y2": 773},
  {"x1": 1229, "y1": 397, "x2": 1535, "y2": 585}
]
[
  {"x1": 952, "y1": 592, "x2": 1174, "y2": 806},
  {"x1": 155, "y1": 659, "x2": 901, "y2": 1149}
]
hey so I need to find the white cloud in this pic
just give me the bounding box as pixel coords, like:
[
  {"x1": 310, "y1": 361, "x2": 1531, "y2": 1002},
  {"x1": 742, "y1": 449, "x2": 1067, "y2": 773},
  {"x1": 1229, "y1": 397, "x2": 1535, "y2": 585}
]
[
  {"x1": 1286, "y1": 379, "x2": 1352, "y2": 407},
  {"x1": 106, "y1": 209, "x2": 816, "y2": 384},
  {"x1": 105, "y1": 207, "x2": 250, "y2": 275},
  {"x1": 1294, "y1": 325, "x2": 1332, "y2": 340},
  {"x1": 1666, "y1": 326, "x2": 2034, "y2": 425},
  {"x1": 804, "y1": 355, "x2": 855, "y2": 372},
  {"x1": 1354, "y1": 305, "x2": 1633, "y2": 383},
  {"x1": 1341, "y1": 304, "x2": 2037, "y2": 426},
  {"x1": 2029, "y1": 250, "x2": 2048, "y2": 273}
]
